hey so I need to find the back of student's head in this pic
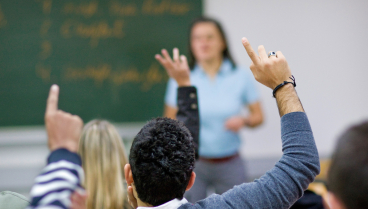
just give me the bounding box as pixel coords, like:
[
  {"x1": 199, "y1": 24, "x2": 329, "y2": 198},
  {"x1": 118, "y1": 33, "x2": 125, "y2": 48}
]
[
  {"x1": 328, "y1": 121, "x2": 368, "y2": 209},
  {"x1": 129, "y1": 117, "x2": 195, "y2": 206},
  {"x1": 78, "y1": 120, "x2": 128, "y2": 209}
]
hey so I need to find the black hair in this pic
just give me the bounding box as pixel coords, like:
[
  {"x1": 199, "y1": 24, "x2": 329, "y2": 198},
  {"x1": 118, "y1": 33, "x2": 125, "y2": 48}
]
[
  {"x1": 327, "y1": 121, "x2": 368, "y2": 209},
  {"x1": 129, "y1": 117, "x2": 195, "y2": 206},
  {"x1": 188, "y1": 17, "x2": 236, "y2": 69}
]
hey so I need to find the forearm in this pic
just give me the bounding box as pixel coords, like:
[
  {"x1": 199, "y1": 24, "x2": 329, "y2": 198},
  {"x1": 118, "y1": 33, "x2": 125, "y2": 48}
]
[
  {"x1": 275, "y1": 84, "x2": 304, "y2": 117},
  {"x1": 243, "y1": 102, "x2": 263, "y2": 128},
  {"x1": 176, "y1": 87, "x2": 199, "y2": 159},
  {"x1": 217, "y1": 112, "x2": 319, "y2": 209},
  {"x1": 244, "y1": 113, "x2": 263, "y2": 127}
]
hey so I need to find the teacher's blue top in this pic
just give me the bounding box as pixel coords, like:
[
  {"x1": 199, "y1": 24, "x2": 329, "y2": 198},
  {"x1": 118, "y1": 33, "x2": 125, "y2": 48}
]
[{"x1": 165, "y1": 59, "x2": 260, "y2": 158}]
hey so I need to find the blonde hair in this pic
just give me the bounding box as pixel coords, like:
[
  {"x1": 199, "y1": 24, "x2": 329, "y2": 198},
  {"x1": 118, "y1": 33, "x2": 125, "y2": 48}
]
[{"x1": 78, "y1": 120, "x2": 128, "y2": 209}]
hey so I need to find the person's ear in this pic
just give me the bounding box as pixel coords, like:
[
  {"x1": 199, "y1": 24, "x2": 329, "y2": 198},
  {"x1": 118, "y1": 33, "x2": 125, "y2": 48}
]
[
  {"x1": 124, "y1": 164, "x2": 134, "y2": 185},
  {"x1": 328, "y1": 192, "x2": 346, "y2": 209},
  {"x1": 185, "y1": 172, "x2": 196, "y2": 191}
]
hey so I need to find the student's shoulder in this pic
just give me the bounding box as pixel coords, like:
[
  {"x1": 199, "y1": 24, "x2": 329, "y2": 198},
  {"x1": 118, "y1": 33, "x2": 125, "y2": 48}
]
[{"x1": 179, "y1": 195, "x2": 233, "y2": 209}]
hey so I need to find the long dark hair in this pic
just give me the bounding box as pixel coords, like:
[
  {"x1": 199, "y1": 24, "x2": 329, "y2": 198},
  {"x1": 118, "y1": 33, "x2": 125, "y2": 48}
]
[{"x1": 188, "y1": 17, "x2": 236, "y2": 69}]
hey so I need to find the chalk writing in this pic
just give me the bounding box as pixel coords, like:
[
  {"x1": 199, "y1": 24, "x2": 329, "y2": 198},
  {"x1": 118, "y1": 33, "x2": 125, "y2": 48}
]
[
  {"x1": 63, "y1": 63, "x2": 167, "y2": 91},
  {"x1": 64, "y1": 64, "x2": 111, "y2": 86},
  {"x1": 0, "y1": 4, "x2": 7, "y2": 28},
  {"x1": 36, "y1": 0, "x2": 52, "y2": 14},
  {"x1": 63, "y1": 1, "x2": 98, "y2": 18},
  {"x1": 142, "y1": 63, "x2": 164, "y2": 91},
  {"x1": 109, "y1": 1, "x2": 137, "y2": 16},
  {"x1": 40, "y1": 19, "x2": 52, "y2": 36},
  {"x1": 36, "y1": 63, "x2": 51, "y2": 83},
  {"x1": 60, "y1": 20, "x2": 124, "y2": 47},
  {"x1": 142, "y1": 0, "x2": 191, "y2": 15},
  {"x1": 39, "y1": 41, "x2": 52, "y2": 60}
]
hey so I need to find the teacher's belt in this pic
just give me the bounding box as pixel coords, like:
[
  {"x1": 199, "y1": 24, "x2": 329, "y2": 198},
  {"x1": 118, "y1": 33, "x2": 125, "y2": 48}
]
[{"x1": 199, "y1": 153, "x2": 239, "y2": 163}]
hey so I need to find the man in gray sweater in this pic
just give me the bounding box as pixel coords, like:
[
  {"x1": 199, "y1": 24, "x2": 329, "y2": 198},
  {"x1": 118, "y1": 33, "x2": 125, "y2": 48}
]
[
  {"x1": 123, "y1": 37, "x2": 320, "y2": 209},
  {"x1": 28, "y1": 37, "x2": 320, "y2": 209}
]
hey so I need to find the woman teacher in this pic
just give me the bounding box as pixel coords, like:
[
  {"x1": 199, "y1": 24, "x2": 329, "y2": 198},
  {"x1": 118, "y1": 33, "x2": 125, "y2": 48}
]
[{"x1": 155, "y1": 17, "x2": 263, "y2": 203}]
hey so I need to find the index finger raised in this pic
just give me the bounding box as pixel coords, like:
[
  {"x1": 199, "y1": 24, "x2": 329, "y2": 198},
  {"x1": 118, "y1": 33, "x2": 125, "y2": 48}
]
[
  {"x1": 46, "y1": 84, "x2": 59, "y2": 114},
  {"x1": 241, "y1": 37, "x2": 260, "y2": 65}
]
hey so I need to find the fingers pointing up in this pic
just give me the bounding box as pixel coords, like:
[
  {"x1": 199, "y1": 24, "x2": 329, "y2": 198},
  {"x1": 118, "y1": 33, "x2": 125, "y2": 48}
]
[
  {"x1": 241, "y1": 37, "x2": 292, "y2": 89},
  {"x1": 46, "y1": 84, "x2": 59, "y2": 115},
  {"x1": 241, "y1": 37, "x2": 260, "y2": 66}
]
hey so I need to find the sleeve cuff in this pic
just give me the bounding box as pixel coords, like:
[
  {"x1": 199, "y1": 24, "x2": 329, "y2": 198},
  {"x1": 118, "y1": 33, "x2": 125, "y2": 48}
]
[
  {"x1": 281, "y1": 112, "x2": 312, "y2": 136},
  {"x1": 47, "y1": 148, "x2": 82, "y2": 166},
  {"x1": 177, "y1": 86, "x2": 198, "y2": 109}
]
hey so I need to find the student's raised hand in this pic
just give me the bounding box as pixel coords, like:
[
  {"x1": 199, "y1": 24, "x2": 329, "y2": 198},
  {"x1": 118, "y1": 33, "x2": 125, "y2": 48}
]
[
  {"x1": 45, "y1": 85, "x2": 83, "y2": 152},
  {"x1": 155, "y1": 48, "x2": 190, "y2": 87},
  {"x1": 241, "y1": 37, "x2": 292, "y2": 89}
]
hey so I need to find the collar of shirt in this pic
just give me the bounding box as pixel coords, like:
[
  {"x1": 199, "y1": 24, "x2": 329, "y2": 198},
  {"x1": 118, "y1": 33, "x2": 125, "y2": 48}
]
[
  {"x1": 192, "y1": 59, "x2": 233, "y2": 77},
  {"x1": 137, "y1": 198, "x2": 188, "y2": 209}
]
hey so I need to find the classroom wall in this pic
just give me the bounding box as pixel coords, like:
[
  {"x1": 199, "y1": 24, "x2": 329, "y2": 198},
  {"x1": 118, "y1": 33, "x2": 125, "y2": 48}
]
[{"x1": 204, "y1": 0, "x2": 368, "y2": 159}]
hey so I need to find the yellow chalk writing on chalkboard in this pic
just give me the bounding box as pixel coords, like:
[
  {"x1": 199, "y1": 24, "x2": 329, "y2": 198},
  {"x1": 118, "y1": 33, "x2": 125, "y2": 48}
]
[
  {"x1": 40, "y1": 19, "x2": 52, "y2": 36},
  {"x1": 61, "y1": 20, "x2": 124, "y2": 47},
  {"x1": 64, "y1": 64, "x2": 111, "y2": 86},
  {"x1": 111, "y1": 67, "x2": 141, "y2": 85},
  {"x1": 0, "y1": 4, "x2": 7, "y2": 28},
  {"x1": 142, "y1": 0, "x2": 191, "y2": 15},
  {"x1": 36, "y1": 63, "x2": 51, "y2": 83},
  {"x1": 109, "y1": 1, "x2": 137, "y2": 16},
  {"x1": 35, "y1": 0, "x2": 52, "y2": 14},
  {"x1": 63, "y1": 1, "x2": 98, "y2": 18},
  {"x1": 62, "y1": 63, "x2": 167, "y2": 91},
  {"x1": 39, "y1": 41, "x2": 52, "y2": 60},
  {"x1": 141, "y1": 63, "x2": 163, "y2": 91}
]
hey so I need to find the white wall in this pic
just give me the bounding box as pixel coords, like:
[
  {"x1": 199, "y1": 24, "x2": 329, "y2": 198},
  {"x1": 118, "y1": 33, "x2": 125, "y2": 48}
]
[{"x1": 204, "y1": 0, "x2": 368, "y2": 158}]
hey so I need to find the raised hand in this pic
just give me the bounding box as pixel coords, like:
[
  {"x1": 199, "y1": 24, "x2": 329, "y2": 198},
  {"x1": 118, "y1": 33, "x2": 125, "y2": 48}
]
[
  {"x1": 241, "y1": 38, "x2": 304, "y2": 116},
  {"x1": 241, "y1": 37, "x2": 292, "y2": 89},
  {"x1": 45, "y1": 85, "x2": 83, "y2": 152},
  {"x1": 155, "y1": 48, "x2": 190, "y2": 87}
]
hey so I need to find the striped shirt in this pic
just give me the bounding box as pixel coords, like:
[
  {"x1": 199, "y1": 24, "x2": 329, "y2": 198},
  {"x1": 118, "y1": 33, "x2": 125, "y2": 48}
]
[{"x1": 27, "y1": 149, "x2": 84, "y2": 209}]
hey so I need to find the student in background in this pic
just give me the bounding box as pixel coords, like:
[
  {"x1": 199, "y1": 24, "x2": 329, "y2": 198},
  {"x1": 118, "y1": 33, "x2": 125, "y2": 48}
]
[
  {"x1": 78, "y1": 120, "x2": 132, "y2": 209},
  {"x1": 156, "y1": 17, "x2": 264, "y2": 202},
  {"x1": 327, "y1": 122, "x2": 368, "y2": 209}
]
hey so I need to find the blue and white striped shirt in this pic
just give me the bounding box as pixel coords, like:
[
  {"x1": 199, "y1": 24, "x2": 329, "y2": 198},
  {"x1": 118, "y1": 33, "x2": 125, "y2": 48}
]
[{"x1": 27, "y1": 149, "x2": 84, "y2": 209}]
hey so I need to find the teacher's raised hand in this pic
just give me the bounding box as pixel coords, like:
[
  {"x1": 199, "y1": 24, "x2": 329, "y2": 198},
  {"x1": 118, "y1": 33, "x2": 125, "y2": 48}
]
[
  {"x1": 45, "y1": 85, "x2": 83, "y2": 152},
  {"x1": 155, "y1": 48, "x2": 191, "y2": 87},
  {"x1": 241, "y1": 37, "x2": 292, "y2": 89}
]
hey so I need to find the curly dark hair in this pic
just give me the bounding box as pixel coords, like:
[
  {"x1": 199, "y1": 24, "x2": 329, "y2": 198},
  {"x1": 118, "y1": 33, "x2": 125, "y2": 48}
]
[
  {"x1": 129, "y1": 117, "x2": 195, "y2": 206},
  {"x1": 328, "y1": 121, "x2": 368, "y2": 209}
]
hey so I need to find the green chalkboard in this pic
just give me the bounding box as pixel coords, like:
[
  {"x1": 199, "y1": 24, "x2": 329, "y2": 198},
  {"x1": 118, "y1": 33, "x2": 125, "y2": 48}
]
[{"x1": 0, "y1": 0, "x2": 202, "y2": 126}]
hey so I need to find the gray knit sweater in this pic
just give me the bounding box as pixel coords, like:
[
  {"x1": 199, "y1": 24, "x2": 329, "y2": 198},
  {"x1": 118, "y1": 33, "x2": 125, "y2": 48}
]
[{"x1": 179, "y1": 112, "x2": 320, "y2": 209}]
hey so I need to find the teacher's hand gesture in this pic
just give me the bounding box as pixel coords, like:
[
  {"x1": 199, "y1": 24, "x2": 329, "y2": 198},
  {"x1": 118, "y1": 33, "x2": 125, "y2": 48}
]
[
  {"x1": 45, "y1": 85, "x2": 83, "y2": 152},
  {"x1": 155, "y1": 48, "x2": 191, "y2": 87}
]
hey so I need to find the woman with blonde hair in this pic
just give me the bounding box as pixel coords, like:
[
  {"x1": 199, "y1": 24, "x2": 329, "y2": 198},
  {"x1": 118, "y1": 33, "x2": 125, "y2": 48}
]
[{"x1": 78, "y1": 119, "x2": 131, "y2": 209}]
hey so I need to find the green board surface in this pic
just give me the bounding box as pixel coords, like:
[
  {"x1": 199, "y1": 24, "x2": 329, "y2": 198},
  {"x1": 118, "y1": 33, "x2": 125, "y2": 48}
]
[{"x1": 0, "y1": 0, "x2": 202, "y2": 126}]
